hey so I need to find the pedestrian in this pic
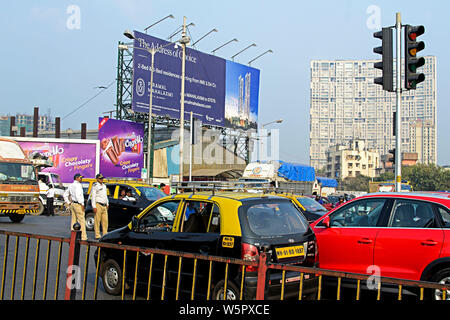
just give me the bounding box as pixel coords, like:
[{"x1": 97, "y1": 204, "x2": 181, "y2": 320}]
[
  {"x1": 315, "y1": 194, "x2": 324, "y2": 205},
  {"x1": 335, "y1": 196, "x2": 345, "y2": 208},
  {"x1": 46, "y1": 183, "x2": 55, "y2": 216},
  {"x1": 63, "y1": 173, "x2": 88, "y2": 240},
  {"x1": 160, "y1": 183, "x2": 170, "y2": 195},
  {"x1": 91, "y1": 173, "x2": 109, "y2": 240}
]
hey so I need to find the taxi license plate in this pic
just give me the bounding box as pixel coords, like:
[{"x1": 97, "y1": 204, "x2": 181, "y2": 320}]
[{"x1": 275, "y1": 245, "x2": 304, "y2": 259}]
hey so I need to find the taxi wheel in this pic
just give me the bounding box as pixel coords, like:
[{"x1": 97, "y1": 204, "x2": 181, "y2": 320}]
[
  {"x1": 212, "y1": 280, "x2": 239, "y2": 300},
  {"x1": 85, "y1": 212, "x2": 95, "y2": 232},
  {"x1": 101, "y1": 259, "x2": 123, "y2": 296}
]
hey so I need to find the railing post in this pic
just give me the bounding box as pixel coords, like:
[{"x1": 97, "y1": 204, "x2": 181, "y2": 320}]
[
  {"x1": 255, "y1": 252, "x2": 269, "y2": 300},
  {"x1": 65, "y1": 223, "x2": 81, "y2": 300}
]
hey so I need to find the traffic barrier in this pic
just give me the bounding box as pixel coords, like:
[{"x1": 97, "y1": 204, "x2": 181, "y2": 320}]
[{"x1": 0, "y1": 228, "x2": 448, "y2": 300}]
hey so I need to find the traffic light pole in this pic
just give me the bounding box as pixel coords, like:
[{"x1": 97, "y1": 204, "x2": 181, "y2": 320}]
[{"x1": 395, "y1": 13, "x2": 402, "y2": 192}]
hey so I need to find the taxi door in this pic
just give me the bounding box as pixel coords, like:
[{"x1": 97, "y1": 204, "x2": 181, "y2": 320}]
[{"x1": 169, "y1": 199, "x2": 223, "y2": 298}]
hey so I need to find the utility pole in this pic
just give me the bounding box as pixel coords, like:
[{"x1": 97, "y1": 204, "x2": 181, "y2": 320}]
[
  {"x1": 395, "y1": 12, "x2": 402, "y2": 193},
  {"x1": 179, "y1": 16, "x2": 188, "y2": 183}
]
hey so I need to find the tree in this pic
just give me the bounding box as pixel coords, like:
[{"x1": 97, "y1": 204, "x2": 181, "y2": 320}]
[
  {"x1": 403, "y1": 164, "x2": 450, "y2": 191},
  {"x1": 340, "y1": 174, "x2": 370, "y2": 192}
]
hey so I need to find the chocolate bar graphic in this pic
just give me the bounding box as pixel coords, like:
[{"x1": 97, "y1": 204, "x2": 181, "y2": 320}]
[
  {"x1": 111, "y1": 136, "x2": 121, "y2": 157},
  {"x1": 119, "y1": 138, "x2": 125, "y2": 154},
  {"x1": 101, "y1": 137, "x2": 120, "y2": 166}
]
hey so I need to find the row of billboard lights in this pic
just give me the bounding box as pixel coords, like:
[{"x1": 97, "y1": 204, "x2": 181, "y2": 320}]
[{"x1": 138, "y1": 14, "x2": 273, "y2": 66}]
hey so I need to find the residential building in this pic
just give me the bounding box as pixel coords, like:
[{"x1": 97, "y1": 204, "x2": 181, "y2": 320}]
[
  {"x1": 310, "y1": 56, "x2": 437, "y2": 170},
  {"x1": 325, "y1": 139, "x2": 379, "y2": 179}
]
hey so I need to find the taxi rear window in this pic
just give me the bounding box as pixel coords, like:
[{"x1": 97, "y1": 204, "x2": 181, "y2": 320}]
[{"x1": 239, "y1": 199, "x2": 309, "y2": 237}]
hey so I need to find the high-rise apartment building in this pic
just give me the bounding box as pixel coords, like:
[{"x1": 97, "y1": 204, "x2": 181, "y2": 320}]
[{"x1": 309, "y1": 56, "x2": 436, "y2": 170}]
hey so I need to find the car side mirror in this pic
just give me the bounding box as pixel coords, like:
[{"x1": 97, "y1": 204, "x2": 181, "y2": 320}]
[
  {"x1": 131, "y1": 215, "x2": 140, "y2": 230},
  {"x1": 322, "y1": 216, "x2": 331, "y2": 228}
]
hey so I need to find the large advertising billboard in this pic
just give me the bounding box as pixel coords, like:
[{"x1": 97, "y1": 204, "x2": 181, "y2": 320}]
[
  {"x1": 98, "y1": 118, "x2": 144, "y2": 178},
  {"x1": 131, "y1": 31, "x2": 260, "y2": 130},
  {"x1": 16, "y1": 138, "x2": 99, "y2": 183}
]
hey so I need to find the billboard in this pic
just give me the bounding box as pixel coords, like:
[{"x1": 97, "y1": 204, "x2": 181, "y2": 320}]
[
  {"x1": 131, "y1": 31, "x2": 260, "y2": 130},
  {"x1": 15, "y1": 138, "x2": 99, "y2": 183},
  {"x1": 98, "y1": 118, "x2": 144, "y2": 178}
]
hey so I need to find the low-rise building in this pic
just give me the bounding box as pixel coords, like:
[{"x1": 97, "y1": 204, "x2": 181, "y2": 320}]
[{"x1": 325, "y1": 139, "x2": 379, "y2": 179}]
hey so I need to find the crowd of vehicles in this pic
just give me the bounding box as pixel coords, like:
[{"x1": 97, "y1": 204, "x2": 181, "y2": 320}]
[{"x1": 0, "y1": 141, "x2": 449, "y2": 300}]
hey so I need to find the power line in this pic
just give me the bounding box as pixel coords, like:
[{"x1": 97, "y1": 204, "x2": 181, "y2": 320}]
[{"x1": 61, "y1": 79, "x2": 116, "y2": 120}]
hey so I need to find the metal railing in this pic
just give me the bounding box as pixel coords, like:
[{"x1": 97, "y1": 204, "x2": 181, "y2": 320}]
[{"x1": 0, "y1": 227, "x2": 448, "y2": 300}]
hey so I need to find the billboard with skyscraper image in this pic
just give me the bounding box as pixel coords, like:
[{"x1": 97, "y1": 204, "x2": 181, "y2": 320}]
[
  {"x1": 131, "y1": 31, "x2": 259, "y2": 130},
  {"x1": 224, "y1": 61, "x2": 260, "y2": 130}
]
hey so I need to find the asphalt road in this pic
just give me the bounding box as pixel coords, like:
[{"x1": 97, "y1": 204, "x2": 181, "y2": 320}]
[
  {"x1": 0, "y1": 213, "x2": 421, "y2": 302},
  {"x1": 0, "y1": 213, "x2": 128, "y2": 301}
]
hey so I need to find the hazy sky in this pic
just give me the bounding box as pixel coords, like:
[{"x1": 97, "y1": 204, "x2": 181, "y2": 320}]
[{"x1": 1, "y1": 0, "x2": 448, "y2": 165}]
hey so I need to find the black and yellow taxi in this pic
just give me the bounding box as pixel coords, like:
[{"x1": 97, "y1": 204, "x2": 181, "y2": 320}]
[
  {"x1": 82, "y1": 178, "x2": 166, "y2": 232},
  {"x1": 275, "y1": 193, "x2": 328, "y2": 223},
  {"x1": 96, "y1": 192, "x2": 318, "y2": 300}
]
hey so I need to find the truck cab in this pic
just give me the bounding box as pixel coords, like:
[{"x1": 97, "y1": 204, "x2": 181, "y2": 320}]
[
  {"x1": 0, "y1": 138, "x2": 40, "y2": 222},
  {"x1": 37, "y1": 172, "x2": 65, "y2": 214}
]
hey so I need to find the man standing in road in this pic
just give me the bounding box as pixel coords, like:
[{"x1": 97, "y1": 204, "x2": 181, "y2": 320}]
[
  {"x1": 91, "y1": 173, "x2": 109, "y2": 240},
  {"x1": 46, "y1": 183, "x2": 55, "y2": 216},
  {"x1": 64, "y1": 173, "x2": 88, "y2": 240}
]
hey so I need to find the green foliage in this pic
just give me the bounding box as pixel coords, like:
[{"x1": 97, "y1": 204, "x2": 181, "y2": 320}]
[
  {"x1": 337, "y1": 164, "x2": 450, "y2": 192},
  {"x1": 340, "y1": 174, "x2": 370, "y2": 192},
  {"x1": 403, "y1": 164, "x2": 450, "y2": 191}
]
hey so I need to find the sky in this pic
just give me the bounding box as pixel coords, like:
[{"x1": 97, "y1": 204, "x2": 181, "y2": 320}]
[{"x1": 0, "y1": 0, "x2": 449, "y2": 165}]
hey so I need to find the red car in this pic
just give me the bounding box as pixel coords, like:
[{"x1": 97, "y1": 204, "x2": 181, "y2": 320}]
[{"x1": 311, "y1": 192, "x2": 450, "y2": 299}]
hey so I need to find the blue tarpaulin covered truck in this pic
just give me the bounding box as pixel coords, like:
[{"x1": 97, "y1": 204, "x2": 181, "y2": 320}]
[
  {"x1": 240, "y1": 161, "x2": 316, "y2": 194},
  {"x1": 240, "y1": 161, "x2": 338, "y2": 195}
]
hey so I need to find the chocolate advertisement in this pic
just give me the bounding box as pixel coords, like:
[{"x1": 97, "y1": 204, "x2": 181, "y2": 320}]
[{"x1": 98, "y1": 118, "x2": 144, "y2": 178}]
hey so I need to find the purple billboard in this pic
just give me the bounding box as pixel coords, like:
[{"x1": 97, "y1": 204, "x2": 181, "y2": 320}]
[
  {"x1": 18, "y1": 140, "x2": 98, "y2": 183},
  {"x1": 98, "y1": 118, "x2": 144, "y2": 178}
]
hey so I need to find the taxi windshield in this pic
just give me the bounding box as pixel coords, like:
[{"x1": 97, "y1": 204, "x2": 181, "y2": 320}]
[
  {"x1": 296, "y1": 197, "x2": 327, "y2": 212},
  {"x1": 241, "y1": 200, "x2": 309, "y2": 237},
  {"x1": 137, "y1": 186, "x2": 166, "y2": 200}
]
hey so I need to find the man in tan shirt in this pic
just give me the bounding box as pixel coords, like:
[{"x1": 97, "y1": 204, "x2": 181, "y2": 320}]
[{"x1": 91, "y1": 173, "x2": 109, "y2": 239}]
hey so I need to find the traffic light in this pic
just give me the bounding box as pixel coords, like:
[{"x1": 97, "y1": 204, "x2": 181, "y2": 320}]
[
  {"x1": 404, "y1": 25, "x2": 425, "y2": 90},
  {"x1": 373, "y1": 27, "x2": 394, "y2": 92},
  {"x1": 388, "y1": 148, "x2": 396, "y2": 164}
]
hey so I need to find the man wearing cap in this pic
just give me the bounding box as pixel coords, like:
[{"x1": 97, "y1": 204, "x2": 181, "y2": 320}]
[
  {"x1": 63, "y1": 173, "x2": 88, "y2": 240},
  {"x1": 91, "y1": 173, "x2": 109, "y2": 240}
]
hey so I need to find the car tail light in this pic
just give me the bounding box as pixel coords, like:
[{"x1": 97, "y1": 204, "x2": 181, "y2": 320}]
[
  {"x1": 305, "y1": 240, "x2": 318, "y2": 266},
  {"x1": 241, "y1": 243, "x2": 259, "y2": 272}
]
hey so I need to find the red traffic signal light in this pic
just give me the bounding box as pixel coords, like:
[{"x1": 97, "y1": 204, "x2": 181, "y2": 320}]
[{"x1": 404, "y1": 25, "x2": 425, "y2": 90}]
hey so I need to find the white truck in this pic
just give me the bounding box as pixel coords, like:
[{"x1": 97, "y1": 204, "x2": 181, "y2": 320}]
[{"x1": 239, "y1": 161, "x2": 318, "y2": 195}]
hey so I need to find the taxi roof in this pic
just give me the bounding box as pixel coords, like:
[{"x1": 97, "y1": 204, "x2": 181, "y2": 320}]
[{"x1": 171, "y1": 191, "x2": 288, "y2": 202}]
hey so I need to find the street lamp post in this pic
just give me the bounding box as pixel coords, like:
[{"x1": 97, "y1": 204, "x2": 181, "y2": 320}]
[
  {"x1": 123, "y1": 30, "x2": 182, "y2": 184},
  {"x1": 179, "y1": 16, "x2": 191, "y2": 183},
  {"x1": 258, "y1": 119, "x2": 283, "y2": 161}
]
